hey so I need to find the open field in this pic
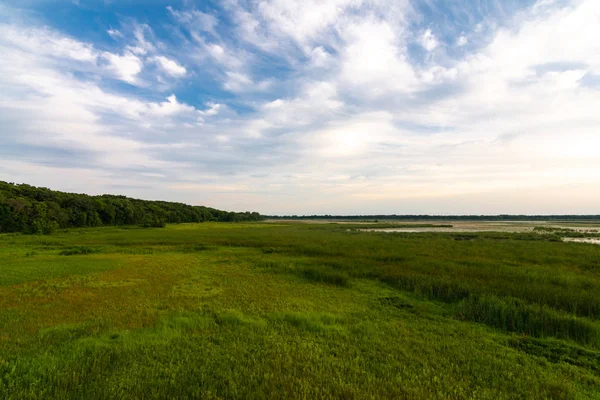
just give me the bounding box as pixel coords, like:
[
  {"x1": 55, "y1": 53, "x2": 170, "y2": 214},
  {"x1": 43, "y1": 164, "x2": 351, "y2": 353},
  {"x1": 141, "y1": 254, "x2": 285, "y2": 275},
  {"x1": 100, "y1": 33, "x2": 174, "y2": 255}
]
[{"x1": 2, "y1": 222, "x2": 600, "y2": 399}]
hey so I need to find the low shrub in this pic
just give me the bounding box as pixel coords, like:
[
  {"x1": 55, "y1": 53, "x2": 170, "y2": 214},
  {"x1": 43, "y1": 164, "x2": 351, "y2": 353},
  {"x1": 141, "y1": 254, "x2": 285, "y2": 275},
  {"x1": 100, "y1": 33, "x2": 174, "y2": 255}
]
[
  {"x1": 59, "y1": 246, "x2": 96, "y2": 256},
  {"x1": 261, "y1": 247, "x2": 281, "y2": 254}
]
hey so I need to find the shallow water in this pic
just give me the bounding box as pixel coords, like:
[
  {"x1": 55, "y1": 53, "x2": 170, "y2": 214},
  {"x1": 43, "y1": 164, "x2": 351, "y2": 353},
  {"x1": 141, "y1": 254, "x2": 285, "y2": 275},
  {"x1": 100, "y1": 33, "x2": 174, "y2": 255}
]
[
  {"x1": 563, "y1": 238, "x2": 600, "y2": 245},
  {"x1": 359, "y1": 222, "x2": 600, "y2": 234},
  {"x1": 359, "y1": 227, "x2": 535, "y2": 233}
]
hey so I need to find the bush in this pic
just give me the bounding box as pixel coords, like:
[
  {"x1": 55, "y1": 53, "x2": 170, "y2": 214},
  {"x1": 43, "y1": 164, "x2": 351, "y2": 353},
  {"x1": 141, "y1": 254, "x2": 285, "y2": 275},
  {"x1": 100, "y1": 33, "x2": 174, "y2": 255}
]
[
  {"x1": 59, "y1": 246, "x2": 96, "y2": 256},
  {"x1": 140, "y1": 215, "x2": 166, "y2": 228},
  {"x1": 261, "y1": 247, "x2": 281, "y2": 254}
]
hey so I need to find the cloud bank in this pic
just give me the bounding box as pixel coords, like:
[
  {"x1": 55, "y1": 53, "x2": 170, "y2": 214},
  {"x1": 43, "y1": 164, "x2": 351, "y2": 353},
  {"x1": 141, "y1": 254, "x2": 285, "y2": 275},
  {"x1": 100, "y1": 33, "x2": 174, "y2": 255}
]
[{"x1": 0, "y1": 0, "x2": 599, "y2": 214}]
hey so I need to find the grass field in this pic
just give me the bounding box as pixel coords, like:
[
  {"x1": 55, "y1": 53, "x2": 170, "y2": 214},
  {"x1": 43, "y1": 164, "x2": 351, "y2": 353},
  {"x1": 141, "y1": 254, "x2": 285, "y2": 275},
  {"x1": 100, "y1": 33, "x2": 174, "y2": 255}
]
[{"x1": 1, "y1": 222, "x2": 600, "y2": 399}]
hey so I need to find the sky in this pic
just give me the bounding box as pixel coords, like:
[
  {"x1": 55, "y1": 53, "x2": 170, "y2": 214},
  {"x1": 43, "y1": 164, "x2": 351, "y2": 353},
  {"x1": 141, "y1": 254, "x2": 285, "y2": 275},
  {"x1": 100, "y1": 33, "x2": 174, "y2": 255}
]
[{"x1": 0, "y1": 0, "x2": 599, "y2": 215}]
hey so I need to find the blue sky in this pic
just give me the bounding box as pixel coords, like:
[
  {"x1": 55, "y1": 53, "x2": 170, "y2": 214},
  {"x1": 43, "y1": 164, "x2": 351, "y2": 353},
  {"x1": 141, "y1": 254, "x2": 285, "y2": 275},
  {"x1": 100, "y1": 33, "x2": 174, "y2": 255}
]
[{"x1": 0, "y1": 0, "x2": 599, "y2": 214}]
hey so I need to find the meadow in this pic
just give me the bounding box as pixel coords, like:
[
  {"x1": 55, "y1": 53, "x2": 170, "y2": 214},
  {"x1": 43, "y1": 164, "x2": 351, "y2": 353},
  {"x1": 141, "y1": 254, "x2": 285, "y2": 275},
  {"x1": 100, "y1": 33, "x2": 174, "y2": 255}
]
[{"x1": 1, "y1": 222, "x2": 600, "y2": 399}]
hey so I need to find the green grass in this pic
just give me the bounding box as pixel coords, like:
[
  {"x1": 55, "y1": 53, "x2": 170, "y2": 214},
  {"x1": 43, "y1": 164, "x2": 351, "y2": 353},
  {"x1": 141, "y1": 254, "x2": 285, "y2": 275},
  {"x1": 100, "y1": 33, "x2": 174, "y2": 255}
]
[
  {"x1": 458, "y1": 295, "x2": 598, "y2": 345},
  {"x1": 1, "y1": 222, "x2": 600, "y2": 399}
]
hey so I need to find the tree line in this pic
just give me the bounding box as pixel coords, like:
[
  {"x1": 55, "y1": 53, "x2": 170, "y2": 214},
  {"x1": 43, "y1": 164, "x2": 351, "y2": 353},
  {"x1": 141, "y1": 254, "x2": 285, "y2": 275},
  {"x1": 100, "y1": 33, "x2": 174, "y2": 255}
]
[{"x1": 0, "y1": 181, "x2": 263, "y2": 234}]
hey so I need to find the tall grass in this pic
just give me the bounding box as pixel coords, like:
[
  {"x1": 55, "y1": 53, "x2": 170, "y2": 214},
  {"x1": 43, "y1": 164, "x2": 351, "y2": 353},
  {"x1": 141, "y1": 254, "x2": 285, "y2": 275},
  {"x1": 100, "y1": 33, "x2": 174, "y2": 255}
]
[
  {"x1": 298, "y1": 266, "x2": 350, "y2": 287},
  {"x1": 379, "y1": 270, "x2": 600, "y2": 319},
  {"x1": 3, "y1": 222, "x2": 600, "y2": 398},
  {"x1": 458, "y1": 295, "x2": 598, "y2": 345},
  {"x1": 382, "y1": 274, "x2": 472, "y2": 303}
]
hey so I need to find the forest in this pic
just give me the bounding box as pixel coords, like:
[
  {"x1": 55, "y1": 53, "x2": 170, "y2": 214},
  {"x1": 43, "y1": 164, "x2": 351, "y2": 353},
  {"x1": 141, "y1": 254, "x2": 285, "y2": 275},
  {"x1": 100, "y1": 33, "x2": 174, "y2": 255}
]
[{"x1": 0, "y1": 181, "x2": 263, "y2": 234}]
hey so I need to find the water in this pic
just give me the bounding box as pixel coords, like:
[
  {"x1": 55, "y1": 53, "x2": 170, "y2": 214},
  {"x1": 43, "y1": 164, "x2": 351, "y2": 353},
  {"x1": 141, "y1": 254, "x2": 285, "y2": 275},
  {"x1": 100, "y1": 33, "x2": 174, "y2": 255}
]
[{"x1": 563, "y1": 238, "x2": 600, "y2": 245}]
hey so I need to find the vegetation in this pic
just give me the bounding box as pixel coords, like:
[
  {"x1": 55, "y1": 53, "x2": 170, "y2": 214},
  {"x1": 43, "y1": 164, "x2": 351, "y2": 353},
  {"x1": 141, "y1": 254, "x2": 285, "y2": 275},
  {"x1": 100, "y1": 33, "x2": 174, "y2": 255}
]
[
  {"x1": 1, "y1": 222, "x2": 600, "y2": 399},
  {"x1": 533, "y1": 226, "x2": 600, "y2": 238},
  {"x1": 0, "y1": 181, "x2": 263, "y2": 235}
]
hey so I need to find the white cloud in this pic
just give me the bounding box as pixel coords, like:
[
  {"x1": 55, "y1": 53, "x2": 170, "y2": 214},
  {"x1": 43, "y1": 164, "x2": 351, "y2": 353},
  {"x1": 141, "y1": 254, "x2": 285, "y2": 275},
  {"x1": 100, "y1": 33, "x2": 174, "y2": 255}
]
[
  {"x1": 151, "y1": 55, "x2": 187, "y2": 77},
  {"x1": 223, "y1": 71, "x2": 271, "y2": 92},
  {"x1": 107, "y1": 28, "x2": 124, "y2": 40},
  {"x1": 483, "y1": 0, "x2": 600, "y2": 78},
  {"x1": 248, "y1": 81, "x2": 343, "y2": 134},
  {"x1": 457, "y1": 35, "x2": 467, "y2": 46},
  {"x1": 205, "y1": 43, "x2": 247, "y2": 70},
  {"x1": 146, "y1": 94, "x2": 196, "y2": 117},
  {"x1": 419, "y1": 29, "x2": 438, "y2": 51},
  {"x1": 307, "y1": 112, "x2": 395, "y2": 158},
  {"x1": 0, "y1": 23, "x2": 98, "y2": 63},
  {"x1": 309, "y1": 46, "x2": 332, "y2": 67},
  {"x1": 198, "y1": 102, "x2": 221, "y2": 117},
  {"x1": 225, "y1": 0, "x2": 411, "y2": 57},
  {"x1": 167, "y1": 6, "x2": 218, "y2": 34},
  {"x1": 339, "y1": 19, "x2": 416, "y2": 95},
  {"x1": 101, "y1": 51, "x2": 143, "y2": 83},
  {"x1": 0, "y1": 23, "x2": 150, "y2": 85},
  {"x1": 223, "y1": 71, "x2": 252, "y2": 91},
  {"x1": 253, "y1": 0, "x2": 358, "y2": 46},
  {"x1": 207, "y1": 43, "x2": 226, "y2": 61},
  {"x1": 0, "y1": 28, "x2": 203, "y2": 172},
  {"x1": 129, "y1": 23, "x2": 155, "y2": 55}
]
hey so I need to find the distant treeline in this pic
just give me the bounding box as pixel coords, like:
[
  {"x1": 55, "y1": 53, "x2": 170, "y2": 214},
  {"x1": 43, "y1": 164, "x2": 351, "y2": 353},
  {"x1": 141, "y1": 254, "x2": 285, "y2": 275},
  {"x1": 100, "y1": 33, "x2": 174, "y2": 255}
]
[
  {"x1": 267, "y1": 214, "x2": 600, "y2": 221},
  {"x1": 0, "y1": 181, "x2": 263, "y2": 234}
]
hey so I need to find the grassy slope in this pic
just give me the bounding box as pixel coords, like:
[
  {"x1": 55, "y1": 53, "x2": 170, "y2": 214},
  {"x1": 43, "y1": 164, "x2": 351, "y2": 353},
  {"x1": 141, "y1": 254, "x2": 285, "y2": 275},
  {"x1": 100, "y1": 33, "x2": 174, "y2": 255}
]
[{"x1": 1, "y1": 223, "x2": 600, "y2": 399}]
